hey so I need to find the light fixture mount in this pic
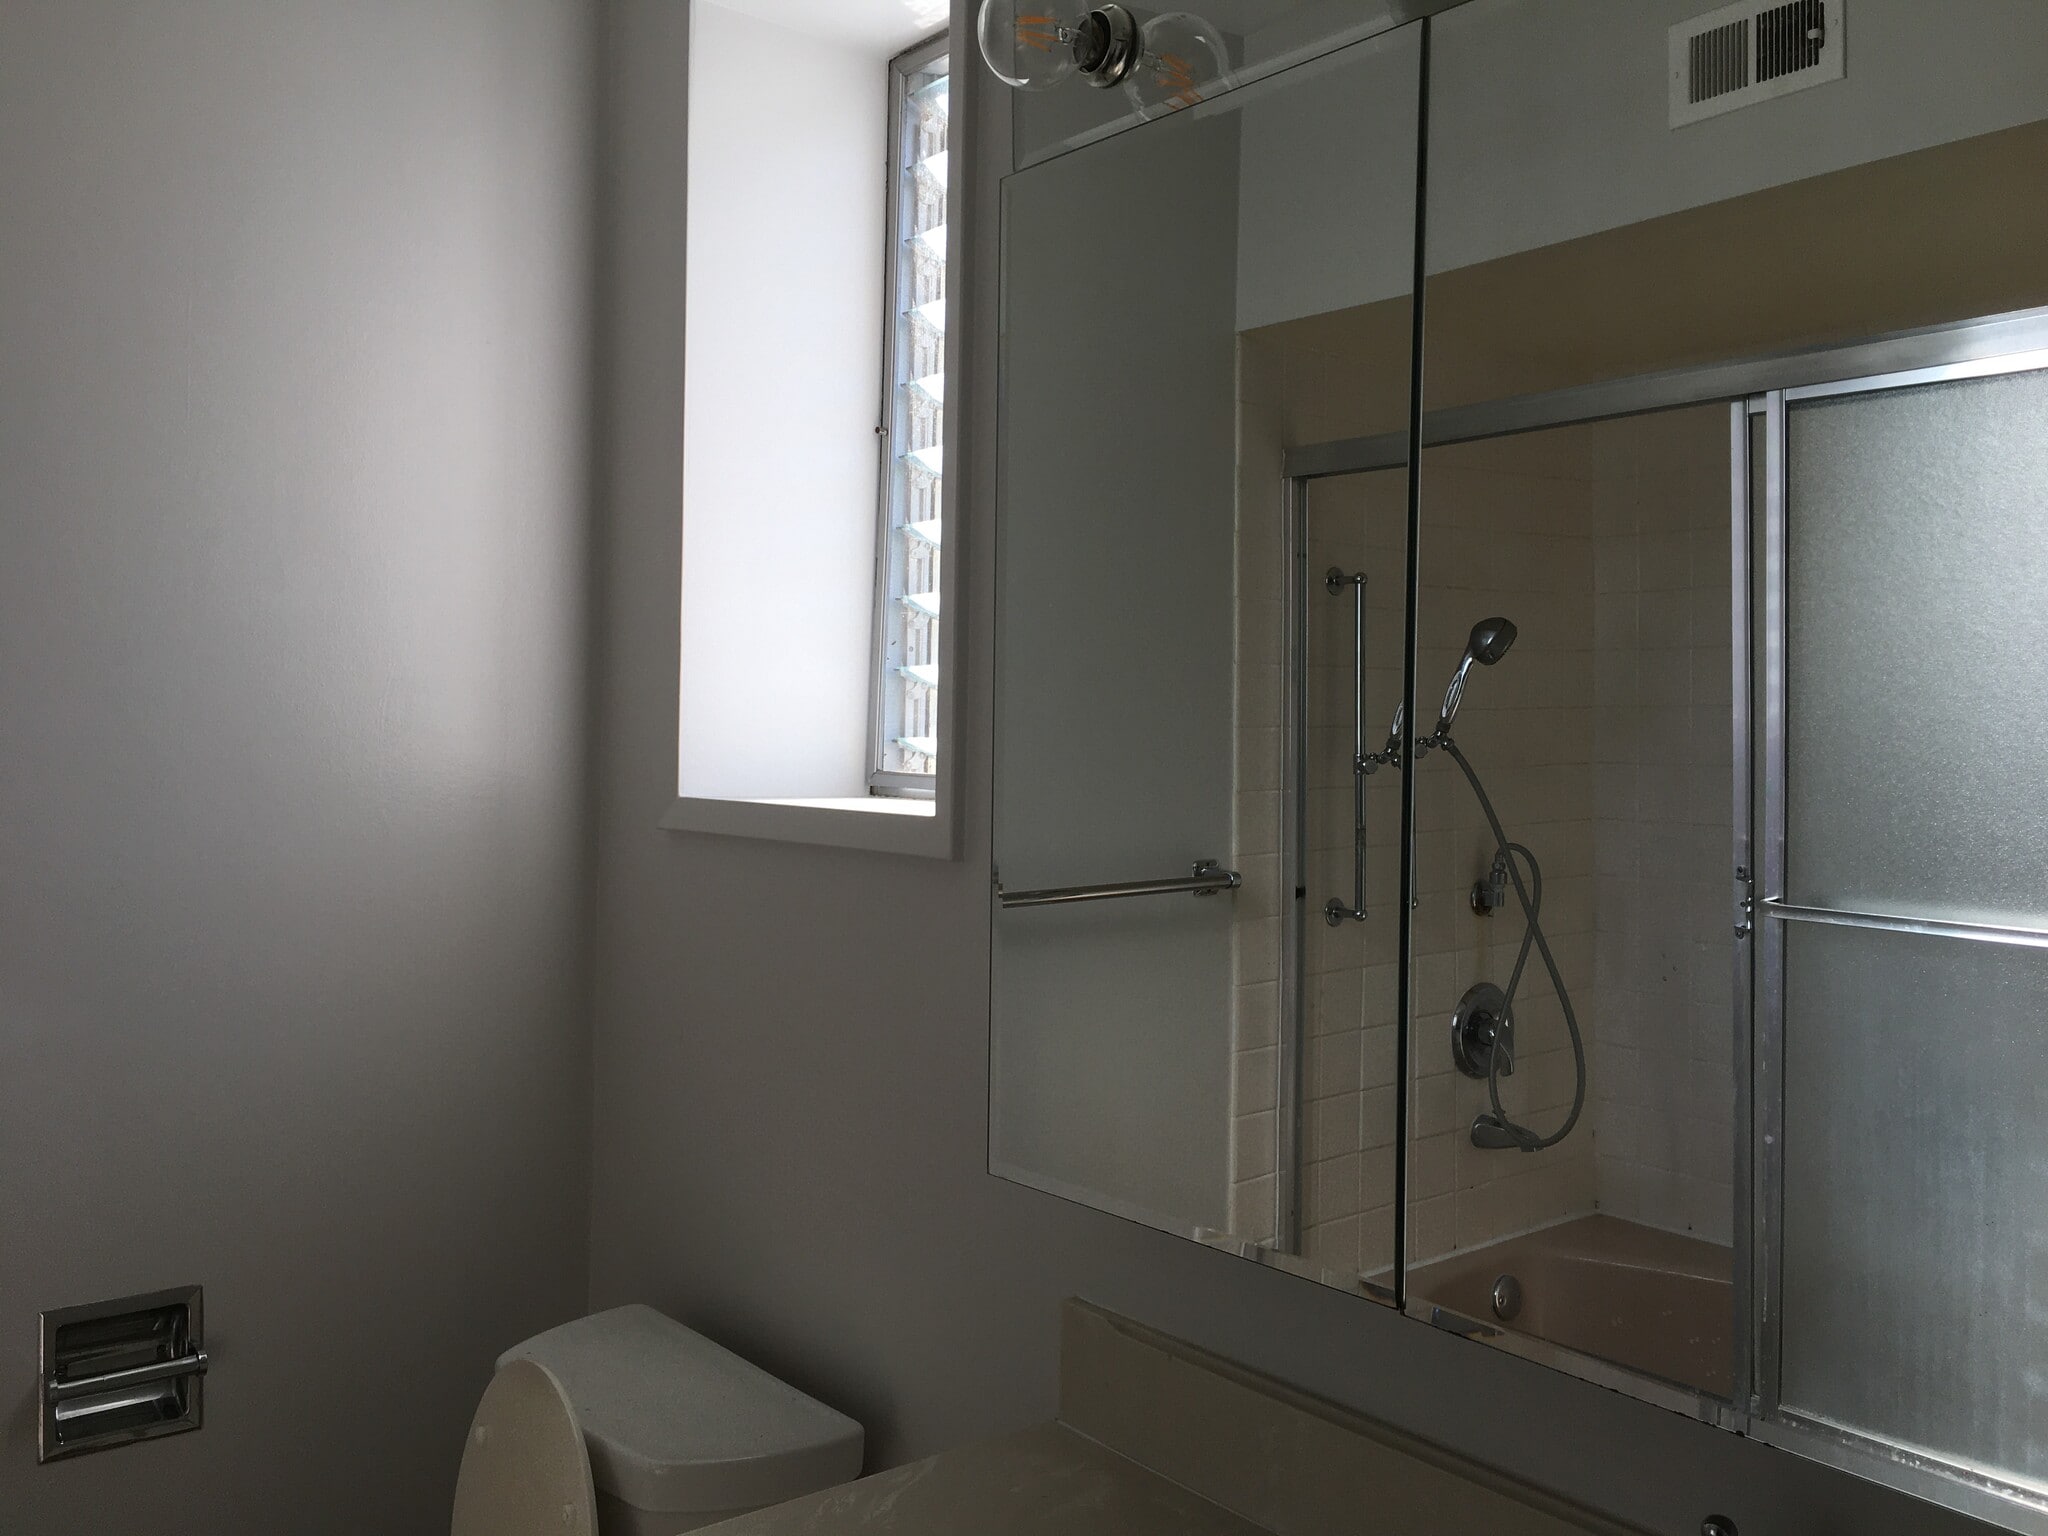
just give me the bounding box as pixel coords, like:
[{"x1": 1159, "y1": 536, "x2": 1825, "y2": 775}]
[
  {"x1": 1073, "y1": 5, "x2": 1143, "y2": 88},
  {"x1": 976, "y1": 2, "x2": 1232, "y2": 118}
]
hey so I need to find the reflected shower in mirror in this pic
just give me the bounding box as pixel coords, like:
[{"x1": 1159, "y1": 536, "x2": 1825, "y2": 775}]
[
  {"x1": 988, "y1": 0, "x2": 2048, "y2": 1522},
  {"x1": 1399, "y1": 407, "x2": 1740, "y2": 1402}
]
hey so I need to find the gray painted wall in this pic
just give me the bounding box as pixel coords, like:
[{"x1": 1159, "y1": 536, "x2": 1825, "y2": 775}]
[
  {"x1": 0, "y1": 4, "x2": 598, "y2": 1531},
  {"x1": 584, "y1": 4, "x2": 1997, "y2": 1533}
]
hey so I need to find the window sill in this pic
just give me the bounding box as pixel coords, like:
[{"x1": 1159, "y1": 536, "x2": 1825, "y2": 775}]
[{"x1": 659, "y1": 793, "x2": 951, "y2": 858}]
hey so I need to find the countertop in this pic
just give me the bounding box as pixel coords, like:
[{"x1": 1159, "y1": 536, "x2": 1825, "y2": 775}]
[{"x1": 701, "y1": 1420, "x2": 1263, "y2": 1536}]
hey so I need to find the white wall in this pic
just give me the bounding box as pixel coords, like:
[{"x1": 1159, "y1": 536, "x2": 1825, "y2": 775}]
[
  {"x1": 584, "y1": 3, "x2": 1995, "y2": 1529},
  {"x1": 679, "y1": 2, "x2": 891, "y2": 801},
  {"x1": 0, "y1": 5, "x2": 597, "y2": 1531}
]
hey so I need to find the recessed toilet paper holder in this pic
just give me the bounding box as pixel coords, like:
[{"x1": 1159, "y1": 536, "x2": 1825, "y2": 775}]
[{"x1": 39, "y1": 1285, "x2": 207, "y2": 1463}]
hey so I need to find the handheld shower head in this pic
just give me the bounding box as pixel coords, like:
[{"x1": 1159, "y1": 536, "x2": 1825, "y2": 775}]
[
  {"x1": 1466, "y1": 616, "x2": 1519, "y2": 667},
  {"x1": 1436, "y1": 616, "x2": 1518, "y2": 737}
]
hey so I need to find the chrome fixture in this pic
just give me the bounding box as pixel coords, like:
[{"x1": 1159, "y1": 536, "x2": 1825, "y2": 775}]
[
  {"x1": 40, "y1": 1286, "x2": 207, "y2": 1462},
  {"x1": 1325, "y1": 568, "x2": 1369, "y2": 927},
  {"x1": 1451, "y1": 981, "x2": 1513, "y2": 1080},
  {"x1": 1361, "y1": 613, "x2": 1514, "y2": 775},
  {"x1": 1422, "y1": 618, "x2": 1588, "y2": 1154},
  {"x1": 1471, "y1": 849, "x2": 1510, "y2": 914},
  {"x1": 1490, "y1": 1273, "x2": 1524, "y2": 1322},
  {"x1": 1435, "y1": 616, "x2": 1518, "y2": 739},
  {"x1": 1363, "y1": 701, "x2": 1409, "y2": 773},
  {"x1": 975, "y1": 2, "x2": 1232, "y2": 120},
  {"x1": 996, "y1": 859, "x2": 1240, "y2": 908}
]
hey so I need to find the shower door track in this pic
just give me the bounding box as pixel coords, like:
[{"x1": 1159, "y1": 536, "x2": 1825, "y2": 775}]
[
  {"x1": 1280, "y1": 304, "x2": 2048, "y2": 482},
  {"x1": 1275, "y1": 304, "x2": 2048, "y2": 1536}
]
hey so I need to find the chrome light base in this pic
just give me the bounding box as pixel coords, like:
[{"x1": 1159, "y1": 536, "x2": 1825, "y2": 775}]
[{"x1": 1074, "y1": 5, "x2": 1142, "y2": 87}]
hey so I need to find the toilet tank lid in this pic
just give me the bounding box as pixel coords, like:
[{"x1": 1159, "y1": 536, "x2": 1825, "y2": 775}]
[{"x1": 496, "y1": 1305, "x2": 863, "y2": 1515}]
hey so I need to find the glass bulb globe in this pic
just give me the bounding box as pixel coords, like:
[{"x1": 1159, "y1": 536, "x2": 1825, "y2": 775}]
[
  {"x1": 977, "y1": 0, "x2": 1083, "y2": 92},
  {"x1": 1124, "y1": 11, "x2": 1231, "y2": 119}
]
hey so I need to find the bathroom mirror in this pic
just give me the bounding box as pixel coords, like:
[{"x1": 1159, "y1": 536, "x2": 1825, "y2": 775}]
[
  {"x1": 989, "y1": 23, "x2": 1421, "y2": 1285},
  {"x1": 990, "y1": 0, "x2": 2048, "y2": 1528}
]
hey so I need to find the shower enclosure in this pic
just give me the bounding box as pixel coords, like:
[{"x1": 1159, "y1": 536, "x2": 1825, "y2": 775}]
[{"x1": 1273, "y1": 307, "x2": 2048, "y2": 1511}]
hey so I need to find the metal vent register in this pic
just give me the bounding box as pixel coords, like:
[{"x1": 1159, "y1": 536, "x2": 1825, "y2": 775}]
[
  {"x1": 39, "y1": 1286, "x2": 208, "y2": 1462},
  {"x1": 1670, "y1": 0, "x2": 1844, "y2": 126}
]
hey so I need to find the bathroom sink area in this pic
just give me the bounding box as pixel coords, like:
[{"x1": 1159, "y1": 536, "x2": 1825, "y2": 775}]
[{"x1": 697, "y1": 1302, "x2": 1646, "y2": 1536}]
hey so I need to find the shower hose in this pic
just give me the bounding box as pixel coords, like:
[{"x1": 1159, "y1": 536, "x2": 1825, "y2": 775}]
[{"x1": 1440, "y1": 738, "x2": 1587, "y2": 1153}]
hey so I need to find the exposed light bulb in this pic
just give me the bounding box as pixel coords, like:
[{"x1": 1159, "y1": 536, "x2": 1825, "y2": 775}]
[
  {"x1": 1124, "y1": 11, "x2": 1231, "y2": 119},
  {"x1": 976, "y1": 0, "x2": 1084, "y2": 92}
]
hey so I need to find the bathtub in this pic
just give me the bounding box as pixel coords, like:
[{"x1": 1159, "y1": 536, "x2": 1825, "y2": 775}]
[{"x1": 1405, "y1": 1215, "x2": 1734, "y2": 1396}]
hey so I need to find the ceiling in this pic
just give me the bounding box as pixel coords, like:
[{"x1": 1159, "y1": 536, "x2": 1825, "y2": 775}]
[{"x1": 704, "y1": 0, "x2": 948, "y2": 54}]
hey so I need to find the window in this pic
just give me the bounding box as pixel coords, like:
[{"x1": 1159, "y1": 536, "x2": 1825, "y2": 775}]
[
  {"x1": 870, "y1": 39, "x2": 950, "y2": 796},
  {"x1": 665, "y1": 5, "x2": 953, "y2": 856}
]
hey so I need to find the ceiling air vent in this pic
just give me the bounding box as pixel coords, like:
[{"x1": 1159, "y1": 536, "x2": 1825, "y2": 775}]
[{"x1": 1669, "y1": 0, "x2": 1845, "y2": 128}]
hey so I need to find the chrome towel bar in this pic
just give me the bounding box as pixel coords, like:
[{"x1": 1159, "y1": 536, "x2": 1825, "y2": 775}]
[{"x1": 996, "y1": 860, "x2": 1241, "y2": 909}]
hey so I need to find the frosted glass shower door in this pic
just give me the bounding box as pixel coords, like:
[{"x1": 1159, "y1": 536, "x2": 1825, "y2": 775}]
[{"x1": 1766, "y1": 358, "x2": 2048, "y2": 1498}]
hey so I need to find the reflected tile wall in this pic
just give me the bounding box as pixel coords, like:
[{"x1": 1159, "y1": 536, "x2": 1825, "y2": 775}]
[
  {"x1": 1230, "y1": 342, "x2": 1738, "y2": 1274},
  {"x1": 1393, "y1": 430, "x2": 1602, "y2": 1272},
  {"x1": 1586, "y1": 406, "x2": 1738, "y2": 1246}
]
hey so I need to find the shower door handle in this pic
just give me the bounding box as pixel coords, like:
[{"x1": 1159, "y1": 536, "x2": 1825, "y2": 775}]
[{"x1": 1325, "y1": 569, "x2": 1368, "y2": 926}]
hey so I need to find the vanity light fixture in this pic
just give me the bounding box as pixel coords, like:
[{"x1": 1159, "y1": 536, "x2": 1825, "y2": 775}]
[{"x1": 975, "y1": 2, "x2": 1231, "y2": 119}]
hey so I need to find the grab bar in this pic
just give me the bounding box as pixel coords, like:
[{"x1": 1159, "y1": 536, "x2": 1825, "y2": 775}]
[
  {"x1": 996, "y1": 860, "x2": 1241, "y2": 909},
  {"x1": 1326, "y1": 568, "x2": 1367, "y2": 926}
]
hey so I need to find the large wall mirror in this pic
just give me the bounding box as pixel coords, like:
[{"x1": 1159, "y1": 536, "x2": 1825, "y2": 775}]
[{"x1": 987, "y1": 0, "x2": 2048, "y2": 1529}]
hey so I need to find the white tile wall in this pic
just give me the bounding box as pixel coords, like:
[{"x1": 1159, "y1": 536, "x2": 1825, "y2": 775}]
[
  {"x1": 1585, "y1": 407, "x2": 1738, "y2": 1246},
  {"x1": 1228, "y1": 346, "x2": 1739, "y2": 1271}
]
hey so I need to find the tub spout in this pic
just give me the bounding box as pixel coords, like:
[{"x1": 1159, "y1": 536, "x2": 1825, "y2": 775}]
[{"x1": 1470, "y1": 1113, "x2": 1525, "y2": 1151}]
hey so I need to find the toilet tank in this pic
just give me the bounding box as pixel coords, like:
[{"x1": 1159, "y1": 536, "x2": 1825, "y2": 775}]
[{"x1": 497, "y1": 1305, "x2": 864, "y2": 1535}]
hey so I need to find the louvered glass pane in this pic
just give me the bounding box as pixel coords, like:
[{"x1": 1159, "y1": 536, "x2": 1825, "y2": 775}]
[{"x1": 877, "y1": 49, "x2": 949, "y2": 780}]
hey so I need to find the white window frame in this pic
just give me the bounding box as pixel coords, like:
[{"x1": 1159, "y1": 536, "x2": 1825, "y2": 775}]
[{"x1": 867, "y1": 32, "x2": 951, "y2": 800}]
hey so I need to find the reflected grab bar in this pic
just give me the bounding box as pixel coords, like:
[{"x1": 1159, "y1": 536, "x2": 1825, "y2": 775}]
[
  {"x1": 1326, "y1": 568, "x2": 1367, "y2": 926},
  {"x1": 996, "y1": 860, "x2": 1242, "y2": 909}
]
